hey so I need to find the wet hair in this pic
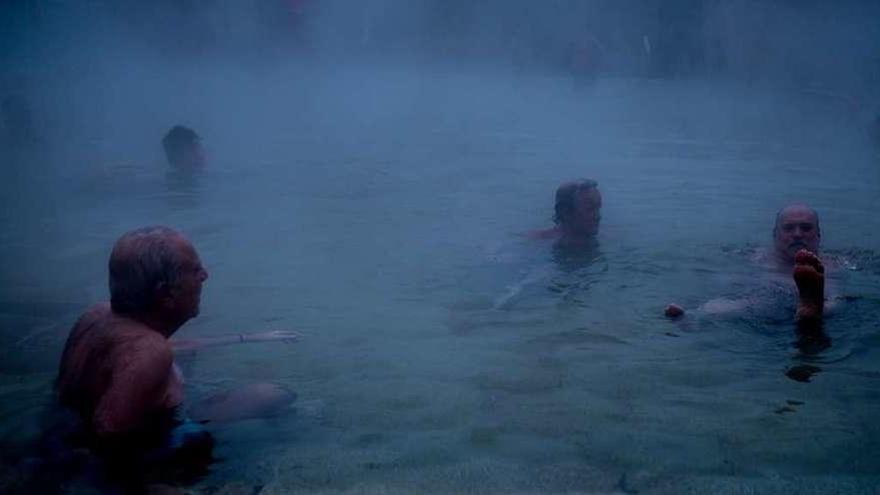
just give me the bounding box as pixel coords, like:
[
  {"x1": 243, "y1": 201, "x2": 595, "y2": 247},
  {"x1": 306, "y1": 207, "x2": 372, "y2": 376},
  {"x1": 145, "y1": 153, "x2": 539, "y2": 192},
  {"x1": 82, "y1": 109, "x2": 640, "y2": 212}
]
[
  {"x1": 553, "y1": 179, "x2": 599, "y2": 225},
  {"x1": 109, "y1": 226, "x2": 187, "y2": 314},
  {"x1": 772, "y1": 204, "x2": 820, "y2": 237},
  {"x1": 161, "y1": 125, "x2": 200, "y2": 165}
]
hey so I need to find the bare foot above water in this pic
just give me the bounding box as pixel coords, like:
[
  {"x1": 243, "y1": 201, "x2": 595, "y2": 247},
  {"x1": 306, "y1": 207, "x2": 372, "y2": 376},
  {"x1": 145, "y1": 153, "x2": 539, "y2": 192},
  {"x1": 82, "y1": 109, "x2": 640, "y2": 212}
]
[{"x1": 793, "y1": 249, "x2": 824, "y2": 320}]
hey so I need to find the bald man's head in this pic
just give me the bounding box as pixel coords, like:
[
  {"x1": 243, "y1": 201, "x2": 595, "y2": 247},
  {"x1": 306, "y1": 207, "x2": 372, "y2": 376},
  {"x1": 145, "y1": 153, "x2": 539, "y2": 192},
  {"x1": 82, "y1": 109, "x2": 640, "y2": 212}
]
[
  {"x1": 773, "y1": 204, "x2": 820, "y2": 263},
  {"x1": 109, "y1": 226, "x2": 190, "y2": 314}
]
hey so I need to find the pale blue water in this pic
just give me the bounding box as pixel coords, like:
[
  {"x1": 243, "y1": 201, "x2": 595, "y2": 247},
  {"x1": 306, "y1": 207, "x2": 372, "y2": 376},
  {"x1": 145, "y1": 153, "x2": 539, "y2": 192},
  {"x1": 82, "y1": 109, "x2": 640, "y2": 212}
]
[{"x1": 1, "y1": 67, "x2": 880, "y2": 493}]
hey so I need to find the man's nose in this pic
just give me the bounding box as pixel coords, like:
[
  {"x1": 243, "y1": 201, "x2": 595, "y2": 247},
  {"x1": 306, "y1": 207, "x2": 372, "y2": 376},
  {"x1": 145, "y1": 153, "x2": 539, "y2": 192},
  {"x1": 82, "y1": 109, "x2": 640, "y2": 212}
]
[{"x1": 200, "y1": 269, "x2": 209, "y2": 282}]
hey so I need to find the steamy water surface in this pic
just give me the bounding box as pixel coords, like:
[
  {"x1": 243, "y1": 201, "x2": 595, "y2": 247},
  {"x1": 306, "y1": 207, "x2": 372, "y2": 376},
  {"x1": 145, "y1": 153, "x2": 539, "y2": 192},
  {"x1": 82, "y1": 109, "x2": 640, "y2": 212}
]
[{"x1": 2, "y1": 66, "x2": 880, "y2": 493}]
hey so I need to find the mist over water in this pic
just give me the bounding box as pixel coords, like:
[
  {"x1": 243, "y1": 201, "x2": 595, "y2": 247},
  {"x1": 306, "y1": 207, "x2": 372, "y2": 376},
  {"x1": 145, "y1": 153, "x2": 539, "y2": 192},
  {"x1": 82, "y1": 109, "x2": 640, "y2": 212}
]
[{"x1": 2, "y1": 1, "x2": 880, "y2": 493}]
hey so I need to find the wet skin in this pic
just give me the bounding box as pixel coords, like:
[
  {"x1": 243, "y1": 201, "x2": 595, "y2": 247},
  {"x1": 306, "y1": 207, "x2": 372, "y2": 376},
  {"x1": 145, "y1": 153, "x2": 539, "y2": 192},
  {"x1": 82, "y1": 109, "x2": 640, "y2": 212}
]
[
  {"x1": 57, "y1": 235, "x2": 208, "y2": 436},
  {"x1": 664, "y1": 249, "x2": 826, "y2": 321},
  {"x1": 793, "y1": 249, "x2": 824, "y2": 321},
  {"x1": 56, "y1": 302, "x2": 186, "y2": 436},
  {"x1": 665, "y1": 205, "x2": 823, "y2": 321}
]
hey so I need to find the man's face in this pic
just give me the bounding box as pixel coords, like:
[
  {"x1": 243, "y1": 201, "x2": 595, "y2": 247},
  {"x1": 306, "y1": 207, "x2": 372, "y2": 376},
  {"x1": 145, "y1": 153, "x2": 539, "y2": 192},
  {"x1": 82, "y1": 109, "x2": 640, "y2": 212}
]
[
  {"x1": 773, "y1": 207, "x2": 820, "y2": 262},
  {"x1": 171, "y1": 143, "x2": 207, "y2": 169},
  {"x1": 183, "y1": 143, "x2": 207, "y2": 169},
  {"x1": 568, "y1": 188, "x2": 602, "y2": 236},
  {"x1": 169, "y1": 237, "x2": 209, "y2": 320}
]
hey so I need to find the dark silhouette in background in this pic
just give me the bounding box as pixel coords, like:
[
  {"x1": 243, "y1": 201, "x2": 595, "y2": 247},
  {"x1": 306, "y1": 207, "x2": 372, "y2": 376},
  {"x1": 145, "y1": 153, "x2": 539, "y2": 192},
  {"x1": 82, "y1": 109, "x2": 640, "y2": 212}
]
[
  {"x1": 528, "y1": 179, "x2": 602, "y2": 248},
  {"x1": 162, "y1": 125, "x2": 206, "y2": 170}
]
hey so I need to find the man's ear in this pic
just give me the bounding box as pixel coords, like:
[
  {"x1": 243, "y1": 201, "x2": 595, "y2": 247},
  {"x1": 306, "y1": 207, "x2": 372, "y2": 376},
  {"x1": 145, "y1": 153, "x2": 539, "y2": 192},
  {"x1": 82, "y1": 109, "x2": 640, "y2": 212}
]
[{"x1": 154, "y1": 282, "x2": 175, "y2": 310}]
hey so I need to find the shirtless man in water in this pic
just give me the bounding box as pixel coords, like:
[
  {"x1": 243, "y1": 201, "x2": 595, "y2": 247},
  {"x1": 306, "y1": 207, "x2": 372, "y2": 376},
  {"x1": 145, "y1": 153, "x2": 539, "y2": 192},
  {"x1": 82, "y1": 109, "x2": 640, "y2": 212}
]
[
  {"x1": 56, "y1": 226, "x2": 296, "y2": 469},
  {"x1": 528, "y1": 179, "x2": 602, "y2": 246},
  {"x1": 665, "y1": 204, "x2": 826, "y2": 329}
]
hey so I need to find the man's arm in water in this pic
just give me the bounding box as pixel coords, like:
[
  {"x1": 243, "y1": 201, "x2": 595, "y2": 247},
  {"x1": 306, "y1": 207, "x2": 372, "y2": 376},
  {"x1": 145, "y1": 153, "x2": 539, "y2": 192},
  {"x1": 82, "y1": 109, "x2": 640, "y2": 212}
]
[
  {"x1": 664, "y1": 298, "x2": 750, "y2": 318},
  {"x1": 665, "y1": 249, "x2": 829, "y2": 327},
  {"x1": 170, "y1": 330, "x2": 300, "y2": 351}
]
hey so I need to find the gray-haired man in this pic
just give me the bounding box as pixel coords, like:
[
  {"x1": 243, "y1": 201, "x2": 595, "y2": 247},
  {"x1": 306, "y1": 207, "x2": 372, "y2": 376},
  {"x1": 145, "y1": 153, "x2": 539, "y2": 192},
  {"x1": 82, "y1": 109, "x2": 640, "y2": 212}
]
[{"x1": 56, "y1": 226, "x2": 296, "y2": 470}]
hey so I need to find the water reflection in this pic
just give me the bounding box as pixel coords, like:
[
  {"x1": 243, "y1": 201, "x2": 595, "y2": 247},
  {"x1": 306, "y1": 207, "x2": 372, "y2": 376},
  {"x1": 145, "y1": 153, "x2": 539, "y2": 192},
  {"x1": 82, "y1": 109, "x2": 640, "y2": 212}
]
[
  {"x1": 794, "y1": 324, "x2": 832, "y2": 356},
  {"x1": 550, "y1": 236, "x2": 601, "y2": 272},
  {"x1": 164, "y1": 169, "x2": 203, "y2": 210},
  {"x1": 447, "y1": 238, "x2": 604, "y2": 334},
  {"x1": 785, "y1": 323, "x2": 831, "y2": 382}
]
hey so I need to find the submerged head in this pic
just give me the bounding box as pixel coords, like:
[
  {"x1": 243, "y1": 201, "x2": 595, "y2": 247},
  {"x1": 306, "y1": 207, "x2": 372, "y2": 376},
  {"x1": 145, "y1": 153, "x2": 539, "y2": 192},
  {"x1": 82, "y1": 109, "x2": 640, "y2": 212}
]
[
  {"x1": 109, "y1": 226, "x2": 208, "y2": 330},
  {"x1": 773, "y1": 204, "x2": 820, "y2": 263},
  {"x1": 162, "y1": 125, "x2": 206, "y2": 169},
  {"x1": 554, "y1": 179, "x2": 602, "y2": 238}
]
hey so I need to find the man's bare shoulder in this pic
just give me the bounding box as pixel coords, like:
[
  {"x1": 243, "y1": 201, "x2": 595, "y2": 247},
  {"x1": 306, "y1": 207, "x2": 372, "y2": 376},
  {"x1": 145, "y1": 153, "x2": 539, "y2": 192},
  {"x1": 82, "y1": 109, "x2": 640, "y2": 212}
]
[
  {"x1": 91, "y1": 326, "x2": 176, "y2": 435},
  {"x1": 112, "y1": 323, "x2": 172, "y2": 361},
  {"x1": 71, "y1": 302, "x2": 111, "y2": 329},
  {"x1": 68, "y1": 304, "x2": 170, "y2": 359},
  {"x1": 72, "y1": 303, "x2": 138, "y2": 335},
  {"x1": 99, "y1": 328, "x2": 173, "y2": 397}
]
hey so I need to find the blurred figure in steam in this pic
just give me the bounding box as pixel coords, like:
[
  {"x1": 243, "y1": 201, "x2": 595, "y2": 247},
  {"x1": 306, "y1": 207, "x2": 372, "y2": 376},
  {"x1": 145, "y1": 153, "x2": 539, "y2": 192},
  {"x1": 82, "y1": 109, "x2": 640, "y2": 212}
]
[
  {"x1": 489, "y1": 179, "x2": 602, "y2": 310},
  {"x1": 568, "y1": 34, "x2": 605, "y2": 81},
  {"x1": 162, "y1": 125, "x2": 206, "y2": 169},
  {"x1": 528, "y1": 179, "x2": 602, "y2": 248}
]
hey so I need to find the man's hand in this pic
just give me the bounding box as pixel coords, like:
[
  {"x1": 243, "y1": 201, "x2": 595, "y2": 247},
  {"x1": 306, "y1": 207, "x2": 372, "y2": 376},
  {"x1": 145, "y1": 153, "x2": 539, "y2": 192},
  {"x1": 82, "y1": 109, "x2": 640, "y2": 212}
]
[{"x1": 664, "y1": 303, "x2": 685, "y2": 318}]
